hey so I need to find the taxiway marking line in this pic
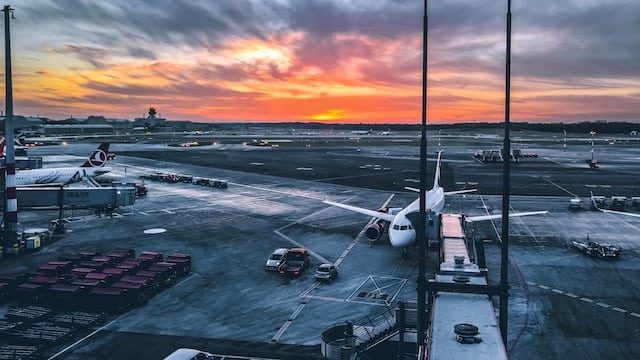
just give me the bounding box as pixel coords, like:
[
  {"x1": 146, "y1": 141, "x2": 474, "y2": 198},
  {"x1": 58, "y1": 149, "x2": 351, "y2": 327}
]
[
  {"x1": 272, "y1": 303, "x2": 306, "y2": 342},
  {"x1": 48, "y1": 313, "x2": 127, "y2": 359},
  {"x1": 479, "y1": 195, "x2": 501, "y2": 241},
  {"x1": 302, "y1": 294, "x2": 346, "y2": 303},
  {"x1": 315, "y1": 170, "x2": 407, "y2": 183},
  {"x1": 533, "y1": 283, "x2": 639, "y2": 319},
  {"x1": 541, "y1": 177, "x2": 577, "y2": 197},
  {"x1": 231, "y1": 182, "x2": 326, "y2": 201},
  {"x1": 510, "y1": 204, "x2": 541, "y2": 244}
]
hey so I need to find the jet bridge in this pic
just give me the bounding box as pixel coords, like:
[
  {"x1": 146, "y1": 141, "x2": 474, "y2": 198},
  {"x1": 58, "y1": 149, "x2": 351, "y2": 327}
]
[{"x1": 0, "y1": 185, "x2": 136, "y2": 210}]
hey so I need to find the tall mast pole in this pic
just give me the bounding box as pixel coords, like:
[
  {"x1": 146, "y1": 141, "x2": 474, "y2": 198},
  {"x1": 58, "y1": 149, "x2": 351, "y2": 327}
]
[
  {"x1": 417, "y1": 0, "x2": 429, "y2": 352},
  {"x1": 499, "y1": 0, "x2": 512, "y2": 345},
  {"x1": 3, "y1": 5, "x2": 17, "y2": 251}
]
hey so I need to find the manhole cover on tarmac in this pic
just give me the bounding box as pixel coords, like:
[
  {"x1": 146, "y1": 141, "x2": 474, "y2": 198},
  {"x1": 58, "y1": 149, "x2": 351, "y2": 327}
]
[{"x1": 144, "y1": 228, "x2": 167, "y2": 234}]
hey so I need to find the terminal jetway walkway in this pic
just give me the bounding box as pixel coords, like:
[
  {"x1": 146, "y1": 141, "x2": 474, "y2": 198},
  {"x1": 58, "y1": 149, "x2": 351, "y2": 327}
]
[{"x1": 0, "y1": 186, "x2": 136, "y2": 210}]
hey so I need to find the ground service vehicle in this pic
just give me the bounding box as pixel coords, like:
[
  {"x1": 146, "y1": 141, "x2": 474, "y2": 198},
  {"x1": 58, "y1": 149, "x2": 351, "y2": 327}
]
[
  {"x1": 163, "y1": 348, "x2": 215, "y2": 360},
  {"x1": 279, "y1": 248, "x2": 309, "y2": 277},
  {"x1": 266, "y1": 248, "x2": 288, "y2": 271},
  {"x1": 572, "y1": 240, "x2": 621, "y2": 259},
  {"x1": 315, "y1": 263, "x2": 338, "y2": 282}
]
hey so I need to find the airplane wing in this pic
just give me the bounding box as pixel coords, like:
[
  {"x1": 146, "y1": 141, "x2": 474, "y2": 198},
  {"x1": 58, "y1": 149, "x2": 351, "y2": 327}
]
[
  {"x1": 404, "y1": 186, "x2": 477, "y2": 196},
  {"x1": 444, "y1": 189, "x2": 477, "y2": 196},
  {"x1": 323, "y1": 200, "x2": 396, "y2": 222},
  {"x1": 590, "y1": 192, "x2": 640, "y2": 218},
  {"x1": 597, "y1": 209, "x2": 640, "y2": 218},
  {"x1": 466, "y1": 211, "x2": 548, "y2": 222}
]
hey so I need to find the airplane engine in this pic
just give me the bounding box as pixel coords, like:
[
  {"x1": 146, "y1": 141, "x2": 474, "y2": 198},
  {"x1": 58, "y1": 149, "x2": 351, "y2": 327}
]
[{"x1": 365, "y1": 221, "x2": 385, "y2": 242}]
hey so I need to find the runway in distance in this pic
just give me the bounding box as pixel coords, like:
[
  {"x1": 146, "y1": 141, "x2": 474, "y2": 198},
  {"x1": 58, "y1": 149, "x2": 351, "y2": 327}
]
[
  {"x1": 7, "y1": 142, "x2": 112, "y2": 186},
  {"x1": 324, "y1": 151, "x2": 548, "y2": 248}
]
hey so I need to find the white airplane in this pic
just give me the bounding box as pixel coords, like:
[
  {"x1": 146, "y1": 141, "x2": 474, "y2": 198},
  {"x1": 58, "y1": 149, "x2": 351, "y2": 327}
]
[
  {"x1": 0, "y1": 133, "x2": 27, "y2": 155},
  {"x1": 324, "y1": 151, "x2": 548, "y2": 248},
  {"x1": 350, "y1": 129, "x2": 372, "y2": 135},
  {"x1": 7, "y1": 143, "x2": 113, "y2": 187}
]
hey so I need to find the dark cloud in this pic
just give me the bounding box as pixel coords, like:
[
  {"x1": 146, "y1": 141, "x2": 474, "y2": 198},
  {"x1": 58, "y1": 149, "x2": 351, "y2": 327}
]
[
  {"x1": 512, "y1": 1, "x2": 640, "y2": 79},
  {"x1": 13, "y1": 0, "x2": 640, "y2": 122},
  {"x1": 51, "y1": 44, "x2": 109, "y2": 68}
]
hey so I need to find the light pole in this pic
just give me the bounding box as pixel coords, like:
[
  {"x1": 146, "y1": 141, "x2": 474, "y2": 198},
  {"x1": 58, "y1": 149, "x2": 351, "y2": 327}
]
[
  {"x1": 590, "y1": 131, "x2": 596, "y2": 163},
  {"x1": 3, "y1": 5, "x2": 18, "y2": 251}
]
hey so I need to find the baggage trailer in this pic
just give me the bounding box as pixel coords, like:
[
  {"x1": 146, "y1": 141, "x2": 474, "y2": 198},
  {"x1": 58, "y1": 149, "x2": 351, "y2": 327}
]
[
  {"x1": 87, "y1": 287, "x2": 132, "y2": 313},
  {"x1": 166, "y1": 253, "x2": 192, "y2": 276}
]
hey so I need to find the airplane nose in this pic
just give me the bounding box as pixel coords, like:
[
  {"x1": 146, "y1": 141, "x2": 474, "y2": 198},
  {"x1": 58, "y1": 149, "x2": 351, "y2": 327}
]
[{"x1": 389, "y1": 228, "x2": 416, "y2": 248}]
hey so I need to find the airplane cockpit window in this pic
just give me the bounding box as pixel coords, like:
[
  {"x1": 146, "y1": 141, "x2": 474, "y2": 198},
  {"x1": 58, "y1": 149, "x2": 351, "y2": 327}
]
[
  {"x1": 393, "y1": 225, "x2": 400, "y2": 230},
  {"x1": 400, "y1": 225, "x2": 408, "y2": 230}
]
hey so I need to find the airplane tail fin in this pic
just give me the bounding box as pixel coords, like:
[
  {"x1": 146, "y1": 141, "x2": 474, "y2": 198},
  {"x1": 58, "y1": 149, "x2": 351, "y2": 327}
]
[
  {"x1": 433, "y1": 150, "x2": 443, "y2": 189},
  {"x1": 15, "y1": 132, "x2": 26, "y2": 146},
  {"x1": 81, "y1": 143, "x2": 110, "y2": 168}
]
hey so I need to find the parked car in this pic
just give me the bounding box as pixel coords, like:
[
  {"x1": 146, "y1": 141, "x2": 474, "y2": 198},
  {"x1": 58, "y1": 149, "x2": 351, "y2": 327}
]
[
  {"x1": 315, "y1": 263, "x2": 338, "y2": 282},
  {"x1": 265, "y1": 248, "x2": 288, "y2": 271},
  {"x1": 279, "y1": 248, "x2": 310, "y2": 277}
]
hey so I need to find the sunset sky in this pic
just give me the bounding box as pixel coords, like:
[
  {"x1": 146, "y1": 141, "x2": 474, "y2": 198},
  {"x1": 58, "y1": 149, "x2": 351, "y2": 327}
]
[{"x1": 2, "y1": 0, "x2": 639, "y2": 123}]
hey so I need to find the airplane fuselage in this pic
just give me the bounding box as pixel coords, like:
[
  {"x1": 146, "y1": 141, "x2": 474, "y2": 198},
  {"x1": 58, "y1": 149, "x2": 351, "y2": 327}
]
[
  {"x1": 12, "y1": 166, "x2": 112, "y2": 187},
  {"x1": 387, "y1": 187, "x2": 444, "y2": 248}
]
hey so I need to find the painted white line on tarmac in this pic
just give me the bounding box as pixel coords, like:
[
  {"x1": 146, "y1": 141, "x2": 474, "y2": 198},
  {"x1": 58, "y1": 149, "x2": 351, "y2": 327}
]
[
  {"x1": 48, "y1": 314, "x2": 127, "y2": 359},
  {"x1": 272, "y1": 303, "x2": 306, "y2": 342}
]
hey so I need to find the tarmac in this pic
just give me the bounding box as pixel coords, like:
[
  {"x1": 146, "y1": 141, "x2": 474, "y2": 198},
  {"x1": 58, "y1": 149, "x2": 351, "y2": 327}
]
[{"x1": 1, "y1": 130, "x2": 639, "y2": 359}]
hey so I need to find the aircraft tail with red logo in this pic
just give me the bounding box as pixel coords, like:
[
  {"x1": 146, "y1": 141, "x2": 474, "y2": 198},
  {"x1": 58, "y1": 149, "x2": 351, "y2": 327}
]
[{"x1": 81, "y1": 143, "x2": 110, "y2": 167}]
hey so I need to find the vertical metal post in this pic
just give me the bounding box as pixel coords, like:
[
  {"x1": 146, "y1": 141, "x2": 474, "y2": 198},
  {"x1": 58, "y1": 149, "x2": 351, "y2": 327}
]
[
  {"x1": 499, "y1": 0, "x2": 512, "y2": 345},
  {"x1": 590, "y1": 131, "x2": 596, "y2": 162},
  {"x1": 2, "y1": 5, "x2": 17, "y2": 250},
  {"x1": 397, "y1": 301, "x2": 405, "y2": 357},
  {"x1": 417, "y1": 0, "x2": 429, "y2": 352}
]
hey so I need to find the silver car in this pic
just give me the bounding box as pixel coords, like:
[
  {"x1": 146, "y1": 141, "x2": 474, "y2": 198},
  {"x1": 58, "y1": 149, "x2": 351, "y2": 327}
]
[
  {"x1": 265, "y1": 248, "x2": 288, "y2": 271},
  {"x1": 315, "y1": 263, "x2": 338, "y2": 282}
]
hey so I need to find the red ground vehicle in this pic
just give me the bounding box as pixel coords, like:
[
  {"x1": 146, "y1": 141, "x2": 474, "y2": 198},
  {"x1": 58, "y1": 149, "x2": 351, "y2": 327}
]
[{"x1": 279, "y1": 248, "x2": 310, "y2": 277}]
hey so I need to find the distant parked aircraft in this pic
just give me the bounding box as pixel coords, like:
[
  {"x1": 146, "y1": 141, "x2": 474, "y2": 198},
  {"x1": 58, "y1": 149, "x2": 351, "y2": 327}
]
[
  {"x1": 9, "y1": 143, "x2": 112, "y2": 186},
  {"x1": 350, "y1": 129, "x2": 372, "y2": 135}
]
